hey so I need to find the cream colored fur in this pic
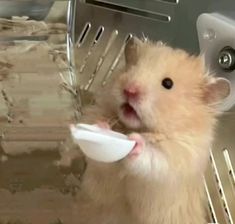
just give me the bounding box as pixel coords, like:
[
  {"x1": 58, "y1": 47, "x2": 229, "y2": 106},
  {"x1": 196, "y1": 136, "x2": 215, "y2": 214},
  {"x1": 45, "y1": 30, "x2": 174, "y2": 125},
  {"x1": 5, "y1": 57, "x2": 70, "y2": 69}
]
[{"x1": 75, "y1": 38, "x2": 230, "y2": 224}]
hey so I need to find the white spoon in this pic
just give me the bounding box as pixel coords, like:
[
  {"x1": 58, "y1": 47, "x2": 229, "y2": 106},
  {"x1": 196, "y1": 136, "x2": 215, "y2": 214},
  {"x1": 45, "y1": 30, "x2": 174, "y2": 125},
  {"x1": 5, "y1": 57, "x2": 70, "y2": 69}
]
[{"x1": 70, "y1": 123, "x2": 135, "y2": 163}]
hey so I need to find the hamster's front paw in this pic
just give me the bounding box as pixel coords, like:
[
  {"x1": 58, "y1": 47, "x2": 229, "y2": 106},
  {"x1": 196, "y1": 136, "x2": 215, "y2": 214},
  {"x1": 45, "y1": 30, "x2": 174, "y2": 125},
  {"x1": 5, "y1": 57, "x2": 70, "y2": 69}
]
[
  {"x1": 96, "y1": 120, "x2": 111, "y2": 129},
  {"x1": 128, "y1": 133, "x2": 145, "y2": 157}
]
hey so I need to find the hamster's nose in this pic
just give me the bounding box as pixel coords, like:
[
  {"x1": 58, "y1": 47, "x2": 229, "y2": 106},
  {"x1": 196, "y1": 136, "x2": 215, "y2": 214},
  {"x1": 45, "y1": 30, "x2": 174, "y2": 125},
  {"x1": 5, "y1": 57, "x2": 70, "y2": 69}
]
[{"x1": 123, "y1": 85, "x2": 140, "y2": 101}]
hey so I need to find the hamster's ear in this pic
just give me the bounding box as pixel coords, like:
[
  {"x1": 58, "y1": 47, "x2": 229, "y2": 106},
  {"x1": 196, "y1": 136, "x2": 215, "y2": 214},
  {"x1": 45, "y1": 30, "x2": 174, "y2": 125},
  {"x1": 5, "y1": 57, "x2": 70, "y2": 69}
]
[
  {"x1": 203, "y1": 77, "x2": 231, "y2": 104},
  {"x1": 124, "y1": 36, "x2": 143, "y2": 68}
]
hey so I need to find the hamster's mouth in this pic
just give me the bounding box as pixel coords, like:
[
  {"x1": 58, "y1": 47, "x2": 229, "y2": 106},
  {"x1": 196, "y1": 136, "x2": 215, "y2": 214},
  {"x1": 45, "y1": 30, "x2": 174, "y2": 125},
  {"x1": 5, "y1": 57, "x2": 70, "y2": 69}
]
[
  {"x1": 119, "y1": 103, "x2": 141, "y2": 128},
  {"x1": 122, "y1": 103, "x2": 137, "y2": 116}
]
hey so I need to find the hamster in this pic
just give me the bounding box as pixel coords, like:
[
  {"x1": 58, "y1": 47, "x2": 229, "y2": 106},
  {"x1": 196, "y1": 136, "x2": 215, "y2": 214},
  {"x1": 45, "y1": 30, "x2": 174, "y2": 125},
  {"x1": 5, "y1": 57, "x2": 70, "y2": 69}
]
[{"x1": 74, "y1": 37, "x2": 230, "y2": 224}]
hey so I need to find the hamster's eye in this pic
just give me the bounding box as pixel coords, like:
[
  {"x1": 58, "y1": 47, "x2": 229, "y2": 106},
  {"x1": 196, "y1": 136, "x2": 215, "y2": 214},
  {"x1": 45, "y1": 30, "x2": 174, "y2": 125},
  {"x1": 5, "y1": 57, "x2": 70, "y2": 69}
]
[{"x1": 162, "y1": 78, "x2": 173, "y2": 89}]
